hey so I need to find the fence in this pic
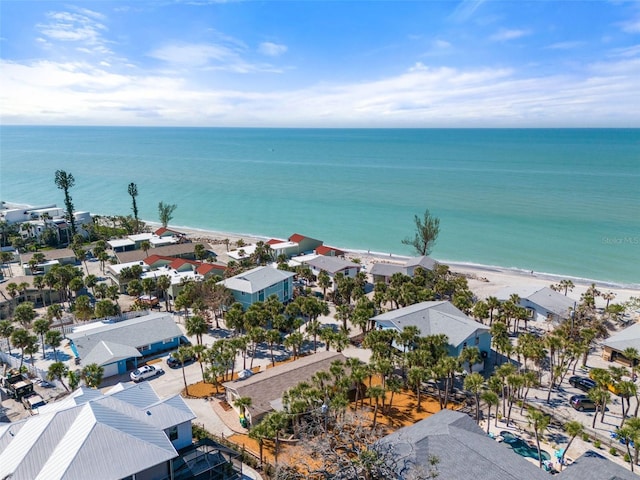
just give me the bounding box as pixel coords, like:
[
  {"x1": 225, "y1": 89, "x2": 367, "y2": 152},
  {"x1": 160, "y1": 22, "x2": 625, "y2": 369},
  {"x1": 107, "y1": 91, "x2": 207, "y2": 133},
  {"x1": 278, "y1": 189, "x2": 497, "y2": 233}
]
[{"x1": 0, "y1": 350, "x2": 64, "y2": 390}]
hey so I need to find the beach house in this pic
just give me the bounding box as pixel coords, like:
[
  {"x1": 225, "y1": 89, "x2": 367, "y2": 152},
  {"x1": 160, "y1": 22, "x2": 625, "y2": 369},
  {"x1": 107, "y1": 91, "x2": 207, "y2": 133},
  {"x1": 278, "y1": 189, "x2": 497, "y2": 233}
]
[
  {"x1": 67, "y1": 312, "x2": 183, "y2": 378},
  {"x1": 301, "y1": 255, "x2": 362, "y2": 287},
  {"x1": 601, "y1": 322, "x2": 640, "y2": 365},
  {"x1": 496, "y1": 286, "x2": 576, "y2": 324},
  {"x1": 219, "y1": 266, "x2": 295, "y2": 309},
  {"x1": 378, "y1": 409, "x2": 635, "y2": 480},
  {"x1": 0, "y1": 381, "x2": 242, "y2": 480},
  {"x1": 223, "y1": 351, "x2": 347, "y2": 425},
  {"x1": 371, "y1": 301, "x2": 491, "y2": 365},
  {"x1": 369, "y1": 255, "x2": 436, "y2": 284}
]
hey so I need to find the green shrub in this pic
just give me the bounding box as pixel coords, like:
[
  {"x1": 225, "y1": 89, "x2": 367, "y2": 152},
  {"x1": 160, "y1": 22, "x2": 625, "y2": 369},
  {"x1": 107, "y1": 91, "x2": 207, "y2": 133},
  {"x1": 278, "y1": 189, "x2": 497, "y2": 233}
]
[
  {"x1": 624, "y1": 453, "x2": 631, "y2": 462},
  {"x1": 609, "y1": 447, "x2": 618, "y2": 456},
  {"x1": 582, "y1": 433, "x2": 590, "y2": 442},
  {"x1": 593, "y1": 439, "x2": 601, "y2": 449}
]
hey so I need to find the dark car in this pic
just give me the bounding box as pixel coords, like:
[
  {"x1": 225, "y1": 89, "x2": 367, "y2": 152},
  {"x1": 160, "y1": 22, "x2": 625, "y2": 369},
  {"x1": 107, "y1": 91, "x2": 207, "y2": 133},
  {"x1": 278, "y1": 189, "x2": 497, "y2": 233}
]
[
  {"x1": 570, "y1": 394, "x2": 596, "y2": 411},
  {"x1": 569, "y1": 375, "x2": 596, "y2": 392},
  {"x1": 167, "y1": 352, "x2": 196, "y2": 368}
]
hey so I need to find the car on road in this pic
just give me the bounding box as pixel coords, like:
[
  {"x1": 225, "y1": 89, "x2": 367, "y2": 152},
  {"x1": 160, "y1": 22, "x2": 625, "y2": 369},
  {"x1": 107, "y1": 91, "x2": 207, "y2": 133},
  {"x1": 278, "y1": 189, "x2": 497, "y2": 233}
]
[
  {"x1": 569, "y1": 394, "x2": 596, "y2": 411},
  {"x1": 167, "y1": 352, "x2": 196, "y2": 368},
  {"x1": 130, "y1": 365, "x2": 164, "y2": 382},
  {"x1": 568, "y1": 375, "x2": 596, "y2": 392}
]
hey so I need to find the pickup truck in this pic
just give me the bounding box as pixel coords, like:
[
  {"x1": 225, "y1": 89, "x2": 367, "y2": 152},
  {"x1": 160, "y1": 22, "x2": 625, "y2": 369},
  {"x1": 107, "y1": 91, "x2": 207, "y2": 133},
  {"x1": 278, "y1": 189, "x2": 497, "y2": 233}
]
[
  {"x1": 22, "y1": 393, "x2": 47, "y2": 411},
  {"x1": 1, "y1": 370, "x2": 34, "y2": 400}
]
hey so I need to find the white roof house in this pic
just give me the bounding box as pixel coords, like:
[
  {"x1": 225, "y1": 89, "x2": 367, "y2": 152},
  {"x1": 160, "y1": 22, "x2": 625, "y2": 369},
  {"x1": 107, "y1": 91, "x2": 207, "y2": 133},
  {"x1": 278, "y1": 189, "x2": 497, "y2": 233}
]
[
  {"x1": 369, "y1": 255, "x2": 436, "y2": 283},
  {"x1": 496, "y1": 286, "x2": 576, "y2": 323},
  {"x1": 67, "y1": 312, "x2": 183, "y2": 377},
  {"x1": 219, "y1": 266, "x2": 296, "y2": 308},
  {"x1": 303, "y1": 255, "x2": 361, "y2": 276},
  {"x1": 372, "y1": 301, "x2": 492, "y2": 359},
  {"x1": 0, "y1": 382, "x2": 195, "y2": 480}
]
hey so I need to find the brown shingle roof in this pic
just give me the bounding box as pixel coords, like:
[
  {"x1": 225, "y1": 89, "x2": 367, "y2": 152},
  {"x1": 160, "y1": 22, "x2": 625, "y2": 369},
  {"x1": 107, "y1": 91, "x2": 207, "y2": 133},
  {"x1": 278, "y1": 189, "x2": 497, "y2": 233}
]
[{"x1": 223, "y1": 351, "x2": 347, "y2": 420}]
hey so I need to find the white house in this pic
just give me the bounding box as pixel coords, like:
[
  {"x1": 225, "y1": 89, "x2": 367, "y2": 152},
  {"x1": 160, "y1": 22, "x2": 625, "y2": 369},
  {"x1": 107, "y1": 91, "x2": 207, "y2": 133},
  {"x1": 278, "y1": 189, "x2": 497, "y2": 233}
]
[
  {"x1": 0, "y1": 382, "x2": 197, "y2": 480},
  {"x1": 496, "y1": 286, "x2": 576, "y2": 323}
]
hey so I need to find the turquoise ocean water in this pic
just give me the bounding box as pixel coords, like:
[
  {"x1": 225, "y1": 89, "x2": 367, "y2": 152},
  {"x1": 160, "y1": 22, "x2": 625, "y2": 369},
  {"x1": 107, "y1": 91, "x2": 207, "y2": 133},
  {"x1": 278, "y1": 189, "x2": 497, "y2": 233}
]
[{"x1": 0, "y1": 126, "x2": 638, "y2": 286}]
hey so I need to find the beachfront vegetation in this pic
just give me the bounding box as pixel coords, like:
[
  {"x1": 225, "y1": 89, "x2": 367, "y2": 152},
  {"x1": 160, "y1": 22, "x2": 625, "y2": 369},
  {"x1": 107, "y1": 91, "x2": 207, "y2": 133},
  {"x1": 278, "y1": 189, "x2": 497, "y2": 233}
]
[
  {"x1": 127, "y1": 182, "x2": 140, "y2": 233},
  {"x1": 401, "y1": 208, "x2": 440, "y2": 256},
  {"x1": 54, "y1": 169, "x2": 77, "y2": 236},
  {"x1": 158, "y1": 201, "x2": 177, "y2": 227}
]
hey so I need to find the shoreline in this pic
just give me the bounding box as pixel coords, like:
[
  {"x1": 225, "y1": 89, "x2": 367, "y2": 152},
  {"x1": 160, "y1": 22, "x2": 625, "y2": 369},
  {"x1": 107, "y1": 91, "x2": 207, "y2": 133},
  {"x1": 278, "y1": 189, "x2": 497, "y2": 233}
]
[{"x1": 148, "y1": 220, "x2": 639, "y2": 306}]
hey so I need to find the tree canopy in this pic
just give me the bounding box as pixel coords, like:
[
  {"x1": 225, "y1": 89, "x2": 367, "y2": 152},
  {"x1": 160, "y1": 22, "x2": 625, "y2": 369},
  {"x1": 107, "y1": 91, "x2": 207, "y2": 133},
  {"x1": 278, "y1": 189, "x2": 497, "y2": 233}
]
[{"x1": 401, "y1": 209, "x2": 440, "y2": 256}]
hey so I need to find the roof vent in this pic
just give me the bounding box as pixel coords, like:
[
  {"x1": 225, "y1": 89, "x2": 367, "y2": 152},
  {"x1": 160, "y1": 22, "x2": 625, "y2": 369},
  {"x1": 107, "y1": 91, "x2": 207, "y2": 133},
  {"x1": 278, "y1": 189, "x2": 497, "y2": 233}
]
[{"x1": 146, "y1": 410, "x2": 152, "y2": 416}]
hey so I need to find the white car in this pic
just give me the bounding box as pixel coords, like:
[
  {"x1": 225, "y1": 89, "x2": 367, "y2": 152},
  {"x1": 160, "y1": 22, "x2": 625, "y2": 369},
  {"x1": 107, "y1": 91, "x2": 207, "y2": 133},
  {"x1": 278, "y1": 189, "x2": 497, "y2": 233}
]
[{"x1": 130, "y1": 365, "x2": 163, "y2": 382}]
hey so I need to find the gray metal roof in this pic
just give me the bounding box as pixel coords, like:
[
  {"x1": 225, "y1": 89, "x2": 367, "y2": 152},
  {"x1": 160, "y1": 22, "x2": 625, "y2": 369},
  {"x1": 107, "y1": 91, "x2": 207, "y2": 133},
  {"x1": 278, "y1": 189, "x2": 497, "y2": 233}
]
[
  {"x1": 369, "y1": 262, "x2": 405, "y2": 277},
  {"x1": 220, "y1": 266, "x2": 295, "y2": 294},
  {"x1": 372, "y1": 301, "x2": 490, "y2": 349},
  {"x1": 68, "y1": 312, "x2": 182, "y2": 367},
  {"x1": 0, "y1": 381, "x2": 195, "y2": 480},
  {"x1": 303, "y1": 255, "x2": 360, "y2": 275},
  {"x1": 496, "y1": 286, "x2": 575, "y2": 317},
  {"x1": 603, "y1": 322, "x2": 640, "y2": 353},
  {"x1": 556, "y1": 450, "x2": 637, "y2": 480},
  {"x1": 404, "y1": 255, "x2": 437, "y2": 270},
  {"x1": 378, "y1": 409, "x2": 549, "y2": 480}
]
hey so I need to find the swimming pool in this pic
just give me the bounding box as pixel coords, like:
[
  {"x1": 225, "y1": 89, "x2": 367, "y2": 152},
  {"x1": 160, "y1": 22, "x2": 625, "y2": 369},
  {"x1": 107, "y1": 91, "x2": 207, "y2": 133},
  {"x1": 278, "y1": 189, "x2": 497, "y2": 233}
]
[{"x1": 500, "y1": 431, "x2": 551, "y2": 463}]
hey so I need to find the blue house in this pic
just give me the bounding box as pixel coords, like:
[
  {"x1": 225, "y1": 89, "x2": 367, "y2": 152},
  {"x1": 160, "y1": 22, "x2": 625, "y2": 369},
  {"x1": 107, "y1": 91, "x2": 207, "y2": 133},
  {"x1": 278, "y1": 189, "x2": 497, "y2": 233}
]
[
  {"x1": 219, "y1": 266, "x2": 296, "y2": 309},
  {"x1": 371, "y1": 301, "x2": 492, "y2": 370},
  {"x1": 67, "y1": 312, "x2": 183, "y2": 379}
]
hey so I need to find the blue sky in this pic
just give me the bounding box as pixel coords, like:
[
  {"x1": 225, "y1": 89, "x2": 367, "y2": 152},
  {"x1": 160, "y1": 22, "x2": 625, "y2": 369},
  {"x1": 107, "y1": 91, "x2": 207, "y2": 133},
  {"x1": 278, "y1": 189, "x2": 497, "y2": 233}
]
[{"x1": 1, "y1": 1, "x2": 639, "y2": 127}]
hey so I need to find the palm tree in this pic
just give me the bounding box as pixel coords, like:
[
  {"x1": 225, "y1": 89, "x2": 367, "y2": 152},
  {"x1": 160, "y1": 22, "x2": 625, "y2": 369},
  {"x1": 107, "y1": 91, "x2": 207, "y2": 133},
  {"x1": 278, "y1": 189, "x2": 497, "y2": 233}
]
[
  {"x1": 367, "y1": 384, "x2": 386, "y2": 429},
  {"x1": 264, "y1": 410, "x2": 289, "y2": 467},
  {"x1": 81, "y1": 363, "x2": 104, "y2": 388},
  {"x1": 305, "y1": 318, "x2": 323, "y2": 352},
  {"x1": 55, "y1": 169, "x2": 77, "y2": 236},
  {"x1": 140, "y1": 240, "x2": 151, "y2": 257},
  {"x1": 155, "y1": 275, "x2": 172, "y2": 311},
  {"x1": 481, "y1": 390, "x2": 500, "y2": 433},
  {"x1": 185, "y1": 315, "x2": 208, "y2": 345},
  {"x1": 526, "y1": 407, "x2": 550, "y2": 469},
  {"x1": 174, "y1": 345, "x2": 194, "y2": 395},
  {"x1": 45, "y1": 329, "x2": 63, "y2": 361},
  {"x1": 0, "y1": 320, "x2": 14, "y2": 353},
  {"x1": 408, "y1": 366, "x2": 429, "y2": 412},
  {"x1": 459, "y1": 346, "x2": 482, "y2": 374},
  {"x1": 47, "y1": 361, "x2": 70, "y2": 392},
  {"x1": 11, "y1": 328, "x2": 31, "y2": 370},
  {"x1": 32, "y1": 318, "x2": 50, "y2": 359},
  {"x1": 464, "y1": 372, "x2": 485, "y2": 423},
  {"x1": 559, "y1": 421, "x2": 584, "y2": 471},
  {"x1": 265, "y1": 329, "x2": 282, "y2": 367},
  {"x1": 127, "y1": 182, "x2": 140, "y2": 233},
  {"x1": 158, "y1": 201, "x2": 177, "y2": 228},
  {"x1": 233, "y1": 396, "x2": 253, "y2": 425},
  {"x1": 284, "y1": 331, "x2": 304, "y2": 360},
  {"x1": 32, "y1": 275, "x2": 47, "y2": 307}
]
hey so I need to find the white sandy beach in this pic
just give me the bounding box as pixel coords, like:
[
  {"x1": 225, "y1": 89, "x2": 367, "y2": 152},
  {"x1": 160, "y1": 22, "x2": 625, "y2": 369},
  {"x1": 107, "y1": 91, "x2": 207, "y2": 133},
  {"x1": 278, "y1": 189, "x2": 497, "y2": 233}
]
[{"x1": 160, "y1": 222, "x2": 639, "y2": 310}]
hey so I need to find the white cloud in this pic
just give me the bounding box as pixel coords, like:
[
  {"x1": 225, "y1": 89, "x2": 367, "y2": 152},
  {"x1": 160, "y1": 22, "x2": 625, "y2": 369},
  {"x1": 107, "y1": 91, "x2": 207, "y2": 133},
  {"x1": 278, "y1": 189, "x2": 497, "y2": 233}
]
[
  {"x1": 38, "y1": 11, "x2": 107, "y2": 44},
  {"x1": 1, "y1": 53, "x2": 638, "y2": 127},
  {"x1": 546, "y1": 41, "x2": 584, "y2": 50},
  {"x1": 620, "y1": 17, "x2": 640, "y2": 34},
  {"x1": 149, "y1": 43, "x2": 238, "y2": 67},
  {"x1": 490, "y1": 29, "x2": 530, "y2": 42},
  {"x1": 258, "y1": 42, "x2": 287, "y2": 57},
  {"x1": 433, "y1": 39, "x2": 452, "y2": 49}
]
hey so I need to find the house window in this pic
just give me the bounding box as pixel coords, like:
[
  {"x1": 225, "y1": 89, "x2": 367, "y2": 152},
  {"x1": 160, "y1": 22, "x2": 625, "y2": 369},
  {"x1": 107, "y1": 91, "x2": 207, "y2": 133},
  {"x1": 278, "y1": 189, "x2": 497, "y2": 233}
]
[
  {"x1": 258, "y1": 290, "x2": 265, "y2": 302},
  {"x1": 167, "y1": 426, "x2": 178, "y2": 441},
  {"x1": 139, "y1": 344, "x2": 150, "y2": 352},
  {"x1": 475, "y1": 337, "x2": 480, "y2": 345}
]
